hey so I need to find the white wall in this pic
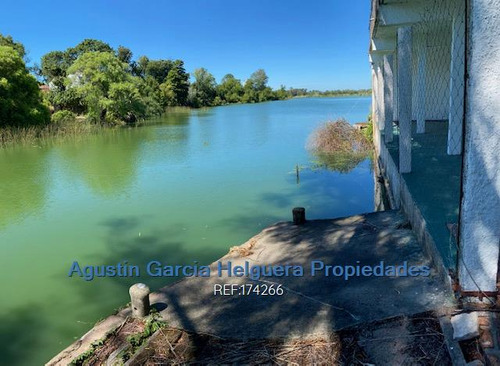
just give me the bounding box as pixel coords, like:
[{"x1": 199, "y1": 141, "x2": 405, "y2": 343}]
[{"x1": 459, "y1": 0, "x2": 500, "y2": 292}]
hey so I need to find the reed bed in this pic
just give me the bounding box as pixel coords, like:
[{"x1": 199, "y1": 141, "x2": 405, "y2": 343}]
[{"x1": 0, "y1": 119, "x2": 110, "y2": 148}]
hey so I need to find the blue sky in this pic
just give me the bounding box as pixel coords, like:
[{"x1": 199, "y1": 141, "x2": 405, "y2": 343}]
[{"x1": 1, "y1": 0, "x2": 371, "y2": 90}]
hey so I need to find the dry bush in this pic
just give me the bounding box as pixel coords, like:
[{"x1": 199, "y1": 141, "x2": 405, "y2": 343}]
[
  {"x1": 307, "y1": 118, "x2": 372, "y2": 173},
  {"x1": 307, "y1": 118, "x2": 371, "y2": 154}
]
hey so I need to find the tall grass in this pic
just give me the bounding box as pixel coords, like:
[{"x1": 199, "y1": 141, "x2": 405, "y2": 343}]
[{"x1": 0, "y1": 119, "x2": 105, "y2": 148}]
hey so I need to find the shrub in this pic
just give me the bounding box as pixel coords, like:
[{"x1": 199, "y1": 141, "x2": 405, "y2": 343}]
[
  {"x1": 308, "y1": 118, "x2": 372, "y2": 154},
  {"x1": 51, "y1": 110, "x2": 77, "y2": 124},
  {"x1": 307, "y1": 118, "x2": 373, "y2": 173}
]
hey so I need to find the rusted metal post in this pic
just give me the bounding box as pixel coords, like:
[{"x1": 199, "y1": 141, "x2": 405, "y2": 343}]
[
  {"x1": 292, "y1": 207, "x2": 306, "y2": 225},
  {"x1": 129, "y1": 283, "x2": 150, "y2": 317}
]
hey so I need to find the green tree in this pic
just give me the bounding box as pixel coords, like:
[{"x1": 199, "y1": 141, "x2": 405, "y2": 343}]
[
  {"x1": 48, "y1": 87, "x2": 86, "y2": 114},
  {"x1": 258, "y1": 86, "x2": 275, "y2": 102},
  {"x1": 0, "y1": 46, "x2": 50, "y2": 127},
  {"x1": 107, "y1": 81, "x2": 146, "y2": 123},
  {"x1": 243, "y1": 69, "x2": 274, "y2": 103},
  {"x1": 116, "y1": 46, "x2": 133, "y2": 65},
  {"x1": 248, "y1": 69, "x2": 268, "y2": 92},
  {"x1": 217, "y1": 74, "x2": 243, "y2": 104},
  {"x1": 242, "y1": 79, "x2": 258, "y2": 103},
  {"x1": 274, "y1": 85, "x2": 289, "y2": 100},
  {"x1": 136, "y1": 76, "x2": 163, "y2": 116},
  {"x1": 189, "y1": 68, "x2": 217, "y2": 107},
  {"x1": 0, "y1": 34, "x2": 26, "y2": 59},
  {"x1": 39, "y1": 40, "x2": 123, "y2": 113},
  {"x1": 132, "y1": 55, "x2": 149, "y2": 77},
  {"x1": 145, "y1": 59, "x2": 173, "y2": 84},
  {"x1": 66, "y1": 51, "x2": 139, "y2": 123},
  {"x1": 40, "y1": 50, "x2": 70, "y2": 88},
  {"x1": 159, "y1": 60, "x2": 189, "y2": 106},
  {"x1": 66, "y1": 39, "x2": 113, "y2": 63}
]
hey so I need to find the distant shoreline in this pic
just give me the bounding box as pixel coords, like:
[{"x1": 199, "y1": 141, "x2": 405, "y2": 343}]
[{"x1": 292, "y1": 93, "x2": 371, "y2": 99}]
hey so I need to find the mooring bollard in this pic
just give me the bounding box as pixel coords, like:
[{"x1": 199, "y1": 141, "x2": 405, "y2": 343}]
[
  {"x1": 292, "y1": 207, "x2": 306, "y2": 225},
  {"x1": 129, "y1": 283, "x2": 150, "y2": 317}
]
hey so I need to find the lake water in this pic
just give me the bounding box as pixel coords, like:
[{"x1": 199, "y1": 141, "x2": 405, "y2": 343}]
[{"x1": 0, "y1": 97, "x2": 373, "y2": 365}]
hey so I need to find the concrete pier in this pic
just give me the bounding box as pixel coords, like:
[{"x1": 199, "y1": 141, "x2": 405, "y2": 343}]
[{"x1": 48, "y1": 210, "x2": 454, "y2": 365}]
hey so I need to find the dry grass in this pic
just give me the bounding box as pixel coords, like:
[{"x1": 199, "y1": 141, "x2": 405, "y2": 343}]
[
  {"x1": 229, "y1": 235, "x2": 261, "y2": 257},
  {"x1": 307, "y1": 118, "x2": 373, "y2": 173},
  {"x1": 137, "y1": 313, "x2": 449, "y2": 365},
  {"x1": 70, "y1": 312, "x2": 451, "y2": 365},
  {"x1": 307, "y1": 118, "x2": 372, "y2": 155},
  {"x1": 142, "y1": 330, "x2": 345, "y2": 365}
]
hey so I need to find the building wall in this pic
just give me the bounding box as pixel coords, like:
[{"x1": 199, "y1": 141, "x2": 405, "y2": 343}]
[
  {"x1": 459, "y1": 0, "x2": 500, "y2": 292},
  {"x1": 371, "y1": 0, "x2": 499, "y2": 294}
]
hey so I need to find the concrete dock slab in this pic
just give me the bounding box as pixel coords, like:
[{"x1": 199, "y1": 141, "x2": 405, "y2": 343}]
[{"x1": 152, "y1": 210, "x2": 454, "y2": 340}]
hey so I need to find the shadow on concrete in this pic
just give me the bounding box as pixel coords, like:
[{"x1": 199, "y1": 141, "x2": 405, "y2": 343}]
[
  {"x1": 384, "y1": 121, "x2": 461, "y2": 268},
  {"x1": 151, "y1": 210, "x2": 454, "y2": 353}
]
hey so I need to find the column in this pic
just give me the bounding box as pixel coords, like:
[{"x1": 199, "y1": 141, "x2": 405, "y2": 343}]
[
  {"x1": 398, "y1": 26, "x2": 413, "y2": 173},
  {"x1": 459, "y1": 0, "x2": 500, "y2": 293},
  {"x1": 393, "y1": 54, "x2": 399, "y2": 122},
  {"x1": 447, "y1": 0, "x2": 465, "y2": 155},
  {"x1": 372, "y1": 68, "x2": 377, "y2": 129},
  {"x1": 383, "y1": 54, "x2": 394, "y2": 143},
  {"x1": 377, "y1": 63, "x2": 385, "y2": 131},
  {"x1": 415, "y1": 27, "x2": 427, "y2": 133}
]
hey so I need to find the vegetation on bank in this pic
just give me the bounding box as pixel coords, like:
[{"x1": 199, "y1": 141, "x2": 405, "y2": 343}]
[
  {"x1": 0, "y1": 44, "x2": 50, "y2": 127},
  {"x1": 0, "y1": 117, "x2": 103, "y2": 147},
  {"x1": 1, "y1": 34, "x2": 288, "y2": 129},
  {"x1": 1, "y1": 33, "x2": 371, "y2": 145},
  {"x1": 307, "y1": 118, "x2": 373, "y2": 173},
  {"x1": 38, "y1": 39, "x2": 290, "y2": 124},
  {"x1": 69, "y1": 312, "x2": 166, "y2": 366}
]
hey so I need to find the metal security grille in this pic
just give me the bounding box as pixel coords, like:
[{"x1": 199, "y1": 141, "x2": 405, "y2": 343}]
[
  {"x1": 410, "y1": 0, "x2": 466, "y2": 156},
  {"x1": 376, "y1": 0, "x2": 467, "y2": 272}
]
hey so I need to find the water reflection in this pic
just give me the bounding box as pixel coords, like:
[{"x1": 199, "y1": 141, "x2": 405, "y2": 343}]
[
  {"x1": 0, "y1": 97, "x2": 373, "y2": 365},
  {"x1": 145, "y1": 109, "x2": 191, "y2": 126},
  {"x1": 311, "y1": 152, "x2": 373, "y2": 174},
  {"x1": 56, "y1": 130, "x2": 147, "y2": 195},
  {"x1": 146, "y1": 112, "x2": 192, "y2": 165},
  {"x1": 0, "y1": 147, "x2": 49, "y2": 227}
]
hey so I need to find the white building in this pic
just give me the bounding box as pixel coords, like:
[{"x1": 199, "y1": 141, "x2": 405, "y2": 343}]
[{"x1": 369, "y1": 0, "x2": 500, "y2": 299}]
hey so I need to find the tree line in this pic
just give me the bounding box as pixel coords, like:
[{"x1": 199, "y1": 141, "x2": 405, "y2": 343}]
[
  {"x1": 1, "y1": 36, "x2": 290, "y2": 126},
  {"x1": 0, "y1": 34, "x2": 370, "y2": 128},
  {"x1": 288, "y1": 88, "x2": 371, "y2": 98},
  {"x1": 39, "y1": 39, "x2": 292, "y2": 122}
]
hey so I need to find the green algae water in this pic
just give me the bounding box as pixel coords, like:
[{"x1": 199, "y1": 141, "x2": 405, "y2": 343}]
[{"x1": 0, "y1": 97, "x2": 372, "y2": 365}]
